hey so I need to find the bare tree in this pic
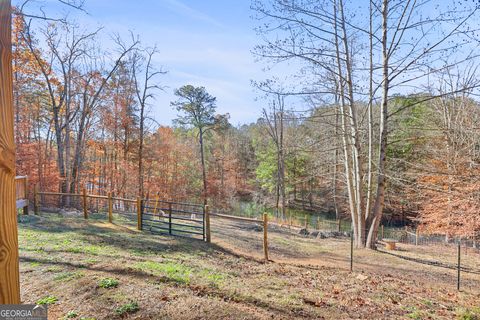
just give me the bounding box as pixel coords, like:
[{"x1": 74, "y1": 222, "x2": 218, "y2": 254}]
[
  {"x1": 366, "y1": 0, "x2": 480, "y2": 248},
  {"x1": 23, "y1": 19, "x2": 138, "y2": 201},
  {"x1": 252, "y1": 0, "x2": 480, "y2": 248},
  {"x1": 261, "y1": 93, "x2": 287, "y2": 219},
  {"x1": 132, "y1": 45, "x2": 165, "y2": 197}
]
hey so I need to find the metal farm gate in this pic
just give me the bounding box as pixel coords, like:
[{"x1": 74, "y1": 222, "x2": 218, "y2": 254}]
[{"x1": 141, "y1": 199, "x2": 205, "y2": 240}]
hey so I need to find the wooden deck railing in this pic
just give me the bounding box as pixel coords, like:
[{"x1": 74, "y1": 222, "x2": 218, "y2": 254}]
[
  {"x1": 15, "y1": 176, "x2": 27, "y2": 200},
  {"x1": 15, "y1": 176, "x2": 28, "y2": 214}
]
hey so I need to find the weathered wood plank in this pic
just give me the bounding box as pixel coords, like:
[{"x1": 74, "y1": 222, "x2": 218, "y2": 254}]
[
  {"x1": 263, "y1": 213, "x2": 269, "y2": 261},
  {"x1": 15, "y1": 176, "x2": 27, "y2": 200},
  {"x1": 0, "y1": 0, "x2": 21, "y2": 304},
  {"x1": 209, "y1": 212, "x2": 261, "y2": 223}
]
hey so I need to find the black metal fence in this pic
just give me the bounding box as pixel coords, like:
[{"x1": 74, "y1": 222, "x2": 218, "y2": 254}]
[{"x1": 141, "y1": 199, "x2": 205, "y2": 240}]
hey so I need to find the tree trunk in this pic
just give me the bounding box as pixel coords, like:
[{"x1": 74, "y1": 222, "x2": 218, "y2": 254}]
[
  {"x1": 138, "y1": 103, "x2": 144, "y2": 197},
  {"x1": 293, "y1": 157, "x2": 297, "y2": 201},
  {"x1": 332, "y1": 107, "x2": 340, "y2": 221},
  {"x1": 333, "y1": 0, "x2": 359, "y2": 246},
  {"x1": 366, "y1": 0, "x2": 389, "y2": 249},
  {"x1": 278, "y1": 110, "x2": 286, "y2": 219},
  {"x1": 339, "y1": 0, "x2": 365, "y2": 247},
  {"x1": 365, "y1": 0, "x2": 375, "y2": 222},
  {"x1": 64, "y1": 93, "x2": 71, "y2": 206},
  {"x1": 199, "y1": 128, "x2": 208, "y2": 205},
  {"x1": 52, "y1": 107, "x2": 67, "y2": 203}
]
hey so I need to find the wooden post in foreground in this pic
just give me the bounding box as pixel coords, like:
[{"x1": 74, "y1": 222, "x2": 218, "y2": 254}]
[
  {"x1": 205, "y1": 205, "x2": 211, "y2": 243},
  {"x1": 137, "y1": 197, "x2": 142, "y2": 230},
  {"x1": 304, "y1": 214, "x2": 308, "y2": 230},
  {"x1": 0, "y1": 0, "x2": 21, "y2": 304},
  {"x1": 107, "y1": 192, "x2": 113, "y2": 223},
  {"x1": 82, "y1": 188, "x2": 88, "y2": 219},
  {"x1": 33, "y1": 184, "x2": 39, "y2": 215},
  {"x1": 381, "y1": 225, "x2": 384, "y2": 240},
  {"x1": 263, "y1": 213, "x2": 269, "y2": 261}
]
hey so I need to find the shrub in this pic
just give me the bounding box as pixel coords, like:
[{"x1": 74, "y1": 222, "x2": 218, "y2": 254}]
[
  {"x1": 458, "y1": 308, "x2": 480, "y2": 320},
  {"x1": 98, "y1": 278, "x2": 119, "y2": 289},
  {"x1": 64, "y1": 310, "x2": 78, "y2": 319},
  {"x1": 36, "y1": 295, "x2": 58, "y2": 305},
  {"x1": 115, "y1": 301, "x2": 139, "y2": 315}
]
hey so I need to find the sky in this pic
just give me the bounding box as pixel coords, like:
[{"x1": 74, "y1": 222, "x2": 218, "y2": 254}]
[
  {"x1": 20, "y1": 0, "x2": 476, "y2": 127},
  {"x1": 20, "y1": 0, "x2": 270, "y2": 126}
]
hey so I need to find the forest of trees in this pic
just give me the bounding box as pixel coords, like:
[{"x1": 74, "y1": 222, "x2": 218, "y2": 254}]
[{"x1": 12, "y1": 0, "x2": 480, "y2": 249}]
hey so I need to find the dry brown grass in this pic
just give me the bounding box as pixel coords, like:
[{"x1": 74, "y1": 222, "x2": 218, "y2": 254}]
[{"x1": 17, "y1": 213, "x2": 480, "y2": 319}]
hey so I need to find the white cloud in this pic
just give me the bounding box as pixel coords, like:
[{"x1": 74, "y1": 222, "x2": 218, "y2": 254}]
[{"x1": 161, "y1": 0, "x2": 224, "y2": 28}]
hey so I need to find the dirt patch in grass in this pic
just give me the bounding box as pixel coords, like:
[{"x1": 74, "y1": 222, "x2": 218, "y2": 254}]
[{"x1": 18, "y1": 213, "x2": 480, "y2": 319}]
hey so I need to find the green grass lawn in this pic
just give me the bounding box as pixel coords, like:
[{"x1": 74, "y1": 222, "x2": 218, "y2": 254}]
[{"x1": 17, "y1": 213, "x2": 480, "y2": 320}]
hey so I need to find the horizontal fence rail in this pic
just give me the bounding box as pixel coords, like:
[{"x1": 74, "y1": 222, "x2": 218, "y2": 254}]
[
  {"x1": 31, "y1": 188, "x2": 272, "y2": 260},
  {"x1": 14, "y1": 182, "x2": 478, "y2": 292},
  {"x1": 22, "y1": 185, "x2": 480, "y2": 287},
  {"x1": 141, "y1": 201, "x2": 206, "y2": 240},
  {"x1": 209, "y1": 212, "x2": 261, "y2": 223}
]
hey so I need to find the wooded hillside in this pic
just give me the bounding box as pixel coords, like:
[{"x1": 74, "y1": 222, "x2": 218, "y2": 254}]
[{"x1": 12, "y1": 0, "x2": 480, "y2": 247}]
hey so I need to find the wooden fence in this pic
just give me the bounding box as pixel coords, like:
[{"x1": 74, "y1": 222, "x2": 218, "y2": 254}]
[
  {"x1": 208, "y1": 210, "x2": 269, "y2": 260},
  {"x1": 31, "y1": 188, "x2": 271, "y2": 260},
  {"x1": 141, "y1": 199, "x2": 205, "y2": 239}
]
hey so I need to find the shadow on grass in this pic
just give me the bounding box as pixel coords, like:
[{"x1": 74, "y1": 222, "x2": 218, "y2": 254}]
[
  {"x1": 18, "y1": 214, "x2": 262, "y2": 263},
  {"x1": 19, "y1": 255, "x2": 314, "y2": 318}
]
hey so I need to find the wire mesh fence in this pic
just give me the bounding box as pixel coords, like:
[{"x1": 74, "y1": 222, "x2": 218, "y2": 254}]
[
  {"x1": 27, "y1": 187, "x2": 480, "y2": 291},
  {"x1": 382, "y1": 226, "x2": 480, "y2": 252},
  {"x1": 36, "y1": 192, "x2": 139, "y2": 227}
]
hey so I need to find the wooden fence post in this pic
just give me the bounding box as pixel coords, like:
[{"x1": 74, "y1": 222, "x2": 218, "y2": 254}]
[
  {"x1": 381, "y1": 225, "x2": 384, "y2": 240},
  {"x1": 153, "y1": 194, "x2": 159, "y2": 218},
  {"x1": 457, "y1": 240, "x2": 461, "y2": 291},
  {"x1": 0, "y1": 0, "x2": 21, "y2": 304},
  {"x1": 137, "y1": 197, "x2": 142, "y2": 230},
  {"x1": 205, "y1": 205, "x2": 211, "y2": 243},
  {"x1": 33, "y1": 183, "x2": 39, "y2": 215},
  {"x1": 263, "y1": 213, "x2": 269, "y2": 261},
  {"x1": 337, "y1": 219, "x2": 341, "y2": 232},
  {"x1": 23, "y1": 176, "x2": 28, "y2": 215},
  {"x1": 82, "y1": 188, "x2": 88, "y2": 219},
  {"x1": 350, "y1": 230, "x2": 354, "y2": 272},
  {"x1": 168, "y1": 203, "x2": 172, "y2": 235},
  {"x1": 108, "y1": 192, "x2": 113, "y2": 223},
  {"x1": 304, "y1": 214, "x2": 308, "y2": 230}
]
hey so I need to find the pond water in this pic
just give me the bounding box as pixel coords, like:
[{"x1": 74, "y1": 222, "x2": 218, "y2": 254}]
[{"x1": 229, "y1": 201, "x2": 352, "y2": 232}]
